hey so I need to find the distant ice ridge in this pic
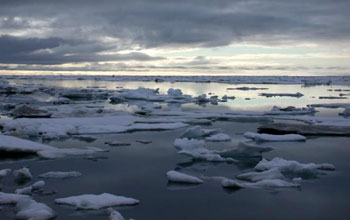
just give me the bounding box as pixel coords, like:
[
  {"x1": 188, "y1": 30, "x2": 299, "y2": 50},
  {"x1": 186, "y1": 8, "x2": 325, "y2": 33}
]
[
  {"x1": 55, "y1": 193, "x2": 139, "y2": 210},
  {"x1": 166, "y1": 170, "x2": 203, "y2": 184},
  {"x1": 244, "y1": 132, "x2": 306, "y2": 142}
]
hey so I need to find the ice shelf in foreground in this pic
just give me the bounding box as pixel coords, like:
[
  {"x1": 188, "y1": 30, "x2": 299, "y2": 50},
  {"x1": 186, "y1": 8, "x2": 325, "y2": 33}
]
[
  {"x1": 55, "y1": 193, "x2": 139, "y2": 210},
  {"x1": 244, "y1": 132, "x2": 306, "y2": 142},
  {"x1": 0, "y1": 134, "x2": 105, "y2": 159},
  {"x1": 166, "y1": 170, "x2": 203, "y2": 184},
  {"x1": 16, "y1": 199, "x2": 56, "y2": 220}
]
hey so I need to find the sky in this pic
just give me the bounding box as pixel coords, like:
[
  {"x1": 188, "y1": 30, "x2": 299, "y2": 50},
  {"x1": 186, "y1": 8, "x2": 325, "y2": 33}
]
[{"x1": 0, "y1": 0, "x2": 349, "y2": 76}]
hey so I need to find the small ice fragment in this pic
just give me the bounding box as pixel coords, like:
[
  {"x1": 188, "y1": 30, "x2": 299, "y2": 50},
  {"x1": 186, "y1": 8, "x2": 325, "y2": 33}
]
[
  {"x1": 166, "y1": 171, "x2": 203, "y2": 184},
  {"x1": 16, "y1": 199, "x2": 56, "y2": 220},
  {"x1": 15, "y1": 181, "x2": 45, "y2": 195},
  {"x1": 13, "y1": 168, "x2": 32, "y2": 183},
  {"x1": 38, "y1": 171, "x2": 82, "y2": 179}
]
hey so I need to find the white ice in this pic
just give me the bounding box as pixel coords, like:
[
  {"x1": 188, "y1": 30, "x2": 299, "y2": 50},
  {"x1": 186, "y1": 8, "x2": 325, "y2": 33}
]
[
  {"x1": 55, "y1": 193, "x2": 139, "y2": 210},
  {"x1": 38, "y1": 171, "x2": 82, "y2": 179},
  {"x1": 166, "y1": 170, "x2": 203, "y2": 184},
  {"x1": 15, "y1": 181, "x2": 45, "y2": 195},
  {"x1": 16, "y1": 199, "x2": 56, "y2": 220},
  {"x1": 244, "y1": 132, "x2": 306, "y2": 142}
]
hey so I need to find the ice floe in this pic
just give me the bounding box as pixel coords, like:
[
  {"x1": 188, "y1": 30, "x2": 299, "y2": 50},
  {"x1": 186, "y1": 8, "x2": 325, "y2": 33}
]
[
  {"x1": 108, "y1": 208, "x2": 127, "y2": 220},
  {"x1": 255, "y1": 157, "x2": 335, "y2": 177},
  {"x1": 166, "y1": 170, "x2": 203, "y2": 184},
  {"x1": 38, "y1": 171, "x2": 82, "y2": 179},
  {"x1": 15, "y1": 199, "x2": 56, "y2": 220},
  {"x1": 264, "y1": 106, "x2": 316, "y2": 115},
  {"x1": 244, "y1": 132, "x2": 306, "y2": 142},
  {"x1": 55, "y1": 193, "x2": 139, "y2": 210},
  {"x1": 15, "y1": 181, "x2": 45, "y2": 195},
  {"x1": 236, "y1": 168, "x2": 285, "y2": 182},
  {"x1": 221, "y1": 178, "x2": 299, "y2": 189},
  {"x1": 205, "y1": 133, "x2": 231, "y2": 142},
  {"x1": 0, "y1": 192, "x2": 31, "y2": 205},
  {"x1": 13, "y1": 168, "x2": 33, "y2": 183},
  {"x1": 259, "y1": 92, "x2": 303, "y2": 98},
  {"x1": 0, "y1": 169, "x2": 12, "y2": 178}
]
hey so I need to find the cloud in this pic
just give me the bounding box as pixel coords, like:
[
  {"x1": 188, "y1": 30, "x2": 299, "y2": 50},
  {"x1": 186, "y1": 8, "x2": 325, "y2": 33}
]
[{"x1": 0, "y1": 0, "x2": 349, "y2": 73}]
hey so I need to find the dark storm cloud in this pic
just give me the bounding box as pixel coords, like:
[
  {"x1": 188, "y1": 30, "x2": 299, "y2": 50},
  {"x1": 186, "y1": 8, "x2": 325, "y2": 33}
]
[
  {"x1": 0, "y1": 0, "x2": 349, "y2": 66},
  {"x1": 0, "y1": 35, "x2": 164, "y2": 64}
]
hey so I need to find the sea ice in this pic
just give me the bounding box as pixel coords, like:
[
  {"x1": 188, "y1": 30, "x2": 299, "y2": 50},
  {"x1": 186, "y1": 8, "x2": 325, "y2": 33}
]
[
  {"x1": 166, "y1": 171, "x2": 203, "y2": 184},
  {"x1": 244, "y1": 132, "x2": 306, "y2": 142},
  {"x1": 15, "y1": 199, "x2": 56, "y2": 220},
  {"x1": 13, "y1": 168, "x2": 32, "y2": 183},
  {"x1": 38, "y1": 171, "x2": 82, "y2": 179},
  {"x1": 236, "y1": 168, "x2": 285, "y2": 182},
  {"x1": 55, "y1": 193, "x2": 139, "y2": 210},
  {"x1": 205, "y1": 133, "x2": 231, "y2": 142},
  {"x1": 15, "y1": 181, "x2": 45, "y2": 195}
]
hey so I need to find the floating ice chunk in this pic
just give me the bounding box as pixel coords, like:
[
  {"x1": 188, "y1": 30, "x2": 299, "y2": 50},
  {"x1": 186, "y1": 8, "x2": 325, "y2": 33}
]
[
  {"x1": 55, "y1": 193, "x2": 139, "y2": 210},
  {"x1": 11, "y1": 105, "x2": 51, "y2": 118},
  {"x1": 259, "y1": 92, "x2": 303, "y2": 98},
  {"x1": 15, "y1": 181, "x2": 45, "y2": 195},
  {"x1": 221, "y1": 179, "x2": 244, "y2": 189},
  {"x1": 166, "y1": 171, "x2": 203, "y2": 184},
  {"x1": 14, "y1": 168, "x2": 32, "y2": 183},
  {"x1": 105, "y1": 141, "x2": 131, "y2": 147},
  {"x1": 16, "y1": 199, "x2": 56, "y2": 220},
  {"x1": 265, "y1": 106, "x2": 316, "y2": 115},
  {"x1": 0, "y1": 192, "x2": 31, "y2": 204},
  {"x1": 205, "y1": 133, "x2": 231, "y2": 142},
  {"x1": 244, "y1": 132, "x2": 306, "y2": 142},
  {"x1": 222, "y1": 178, "x2": 299, "y2": 189},
  {"x1": 37, "y1": 146, "x2": 107, "y2": 159},
  {"x1": 0, "y1": 169, "x2": 12, "y2": 178},
  {"x1": 174, "y1": 138, "x2": 228, "y2": 162},
  {"x1": 167, "y1": 88, "x2": 183, "y2": 96},
  {"x1": 108, "y1": 208, "x2": 126, "y2": 220},
  {"x1": 255, "y1": 157, "x2": 335, "y2": 176},
  {"x1": 52, "y1": 97, "x2": 71, "y2": 105},
  {"x1": 180, "y1": 126, "x2": 221, "y2": 139},
  {"x1": 38, "y1": 171, "x2": 82, "y2": 179},
  {"x1": 236, "y1": 168, "x2": 285, "y2": 182},
  {"x1": 180, "y1": 126, "x2": 202, "y2": 139}
]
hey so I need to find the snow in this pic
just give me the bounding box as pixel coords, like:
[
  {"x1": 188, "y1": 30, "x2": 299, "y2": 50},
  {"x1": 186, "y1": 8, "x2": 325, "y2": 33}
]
[
  {"x1": 38, "y1": 171, "x2": 82, "y2": 179},
  {"x1": 244, "y1": 132, "x2": 306, "y2": 142},
  {"x1": 221, "y1": 178, "x2": 299, "y2": 189},
  {"x1": 166, "y1": 171, "x2": 203, "y2": 184},
  {"x1": 108, "y1": 208, "x2": 126, "y2": 220},
  {"x1": 205, "y1": 133, "x2": 231, "y2": 142},
  {"x1": 0, "y1": 192, "x2": 31, "y2": 204},
  {"x1": 55, "y1": 193, "x2": 139, "y2": 210},
  {"x1": 0, "y1": 169, "x2": 12, "y2": 178},
  {"x1": 16, "y1": 199, "x2": 56, "y2": 220},
  {"x1": 259, "y1": 92, "x2": 303, "y2": 98},
  {"x1": 15, "y1": 181, "x2": 45, "y2": 195},
  {"x1": 255, "y1": 157, "x2": 335, "y2": 176},
  {"x1": 13, "y1": 168, "x2": 33, "y2": 183},
  {"x1": 0, "y1": 116, "x2": 187, "y2": 139},
  {"x1": 174, "y1": 138, "x2": 228, "y2": 162},
  {"x1": 264, "y1": 106, "x2": 316, "y2": 115},
  {"x1": 0, "y1": 134, "x2": 106, "y2": 159},
  {"x1": 236, "y1": 168, "x2": 285, "y2": 182}
]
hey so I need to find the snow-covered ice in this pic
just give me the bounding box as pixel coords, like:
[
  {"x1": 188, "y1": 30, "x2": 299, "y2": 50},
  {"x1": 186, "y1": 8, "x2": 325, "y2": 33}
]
[
  {"x1": 166, "y1": 170, "x2": 203, "y2": 184},
  {"x1": 0, "y1": 192, "x2": 31, "y2": 205},
  {"x1": 13, "y1": 168, "x2": 33, "y2": 183},
  {"x1": 15, "y1": 181, "x2": 45, "y2": 195},
  {"x1": 55, "y1": 193, "x2": 139, "y2": 209},
  {"x1": 15, "y1": 199, "x2": 56, "y2": 220},
  {"x1": 236, "y1": 168, "x2": 285, "y2": 182},
  {"x1": 244, "y1": 132, "x2": 306, "y2": 142},
  {"x1": 205, "y1": 133, "x2": 231, "y2": 142},
  {"x1": 38, "y1": 171, "x2": 82, "y2": 179}
]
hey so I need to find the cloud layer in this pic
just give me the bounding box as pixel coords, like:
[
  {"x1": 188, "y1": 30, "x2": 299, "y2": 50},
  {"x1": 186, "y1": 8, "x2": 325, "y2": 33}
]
[{"x1": 0, "y1": 0, "x2": 349, "y2": 74}]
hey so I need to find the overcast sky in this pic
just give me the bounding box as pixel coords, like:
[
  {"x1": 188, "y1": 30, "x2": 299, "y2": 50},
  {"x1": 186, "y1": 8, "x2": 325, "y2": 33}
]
[{"x1": 0, "y1": 0, "x2": 349, "y2": 75}]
